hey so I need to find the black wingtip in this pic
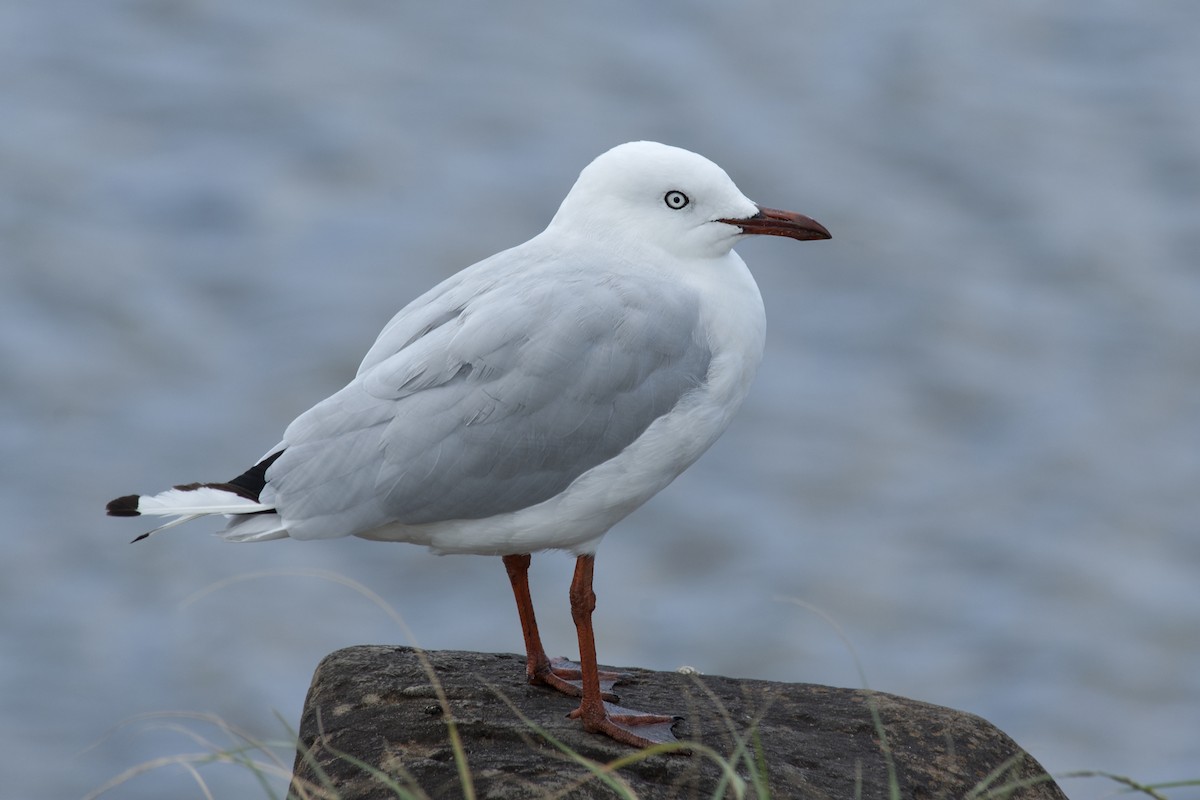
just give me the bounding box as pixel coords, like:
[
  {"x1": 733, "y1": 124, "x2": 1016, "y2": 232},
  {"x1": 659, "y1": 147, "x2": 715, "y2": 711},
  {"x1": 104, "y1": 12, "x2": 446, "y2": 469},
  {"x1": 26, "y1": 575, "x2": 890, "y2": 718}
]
[
  {"x1": 107, "y1": 495, "x2": 141, "y2": 517},
  {"x1": 130, "y1": 531, "x2": 150, "y2": 544}
]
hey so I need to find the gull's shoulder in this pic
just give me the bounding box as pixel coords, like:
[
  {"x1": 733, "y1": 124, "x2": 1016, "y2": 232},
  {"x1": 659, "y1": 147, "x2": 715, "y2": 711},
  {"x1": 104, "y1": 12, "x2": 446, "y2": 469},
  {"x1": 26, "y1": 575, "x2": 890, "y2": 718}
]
[
  {"x1": 356, "y1": 229, "x2": 686, "y2": 376},
  {"x1": 356, "y1": 236, "x2": 560, "y2": 375}
]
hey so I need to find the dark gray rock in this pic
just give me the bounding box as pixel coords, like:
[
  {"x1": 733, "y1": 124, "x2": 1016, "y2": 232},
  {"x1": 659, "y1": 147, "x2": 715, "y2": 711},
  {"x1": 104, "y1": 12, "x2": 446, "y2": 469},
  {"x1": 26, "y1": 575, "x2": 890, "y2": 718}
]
[{"x1": 290, "y1": 646, "x2": 1067, "y2": 800}]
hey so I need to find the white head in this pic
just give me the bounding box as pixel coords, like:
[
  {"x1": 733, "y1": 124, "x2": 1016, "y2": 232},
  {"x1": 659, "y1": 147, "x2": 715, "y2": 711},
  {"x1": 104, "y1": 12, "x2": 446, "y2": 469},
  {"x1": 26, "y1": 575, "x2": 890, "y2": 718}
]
[{"x1": 547, "y1": 141, "x2": 830, "y2": 260}]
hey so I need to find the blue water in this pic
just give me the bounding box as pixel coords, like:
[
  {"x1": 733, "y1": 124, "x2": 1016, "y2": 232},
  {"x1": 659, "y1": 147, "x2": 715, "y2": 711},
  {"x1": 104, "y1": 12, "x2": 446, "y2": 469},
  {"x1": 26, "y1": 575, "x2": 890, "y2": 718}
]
[{"x1": 2, "y1": 3, "x2": 1198, "y2": 798}]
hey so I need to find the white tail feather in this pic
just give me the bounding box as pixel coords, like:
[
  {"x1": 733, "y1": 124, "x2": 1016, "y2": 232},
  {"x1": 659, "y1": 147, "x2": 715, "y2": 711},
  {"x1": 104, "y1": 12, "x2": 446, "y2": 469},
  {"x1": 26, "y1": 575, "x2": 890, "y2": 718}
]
[
  {"x1": 135, "y1": 486, "x2": 273, "y2": 516},
  {"x1": 126, "y1": 486, "x2": 277, "y2": 543},
  {"x1": 221, "y1": 513, "x2": 290, "y2": 542}
]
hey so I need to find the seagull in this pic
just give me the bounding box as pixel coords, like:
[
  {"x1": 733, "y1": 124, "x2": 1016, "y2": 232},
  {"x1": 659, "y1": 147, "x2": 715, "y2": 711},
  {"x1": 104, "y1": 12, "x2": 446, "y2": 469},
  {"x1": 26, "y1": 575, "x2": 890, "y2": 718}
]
[{"x1": 106, "y1": 141, "x2": 830, "y2": 748}]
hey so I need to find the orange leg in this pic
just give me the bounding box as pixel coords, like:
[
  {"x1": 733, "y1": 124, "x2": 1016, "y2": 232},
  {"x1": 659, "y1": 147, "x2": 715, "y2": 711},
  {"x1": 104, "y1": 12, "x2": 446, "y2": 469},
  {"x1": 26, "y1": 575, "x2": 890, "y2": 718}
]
[
  {"x1": 565, "y1": 554, "x2": 680, "y2": 747},
  {"x1": 502, "y1": 553, "x2": 626, "y2": 699}
]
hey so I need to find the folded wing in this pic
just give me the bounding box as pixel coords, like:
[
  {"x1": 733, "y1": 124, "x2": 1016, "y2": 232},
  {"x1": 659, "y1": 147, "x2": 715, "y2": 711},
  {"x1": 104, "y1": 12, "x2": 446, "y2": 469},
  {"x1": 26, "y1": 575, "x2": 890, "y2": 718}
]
[{"x1": 263, "y1": 264, "x2": 713, "y2": 540}]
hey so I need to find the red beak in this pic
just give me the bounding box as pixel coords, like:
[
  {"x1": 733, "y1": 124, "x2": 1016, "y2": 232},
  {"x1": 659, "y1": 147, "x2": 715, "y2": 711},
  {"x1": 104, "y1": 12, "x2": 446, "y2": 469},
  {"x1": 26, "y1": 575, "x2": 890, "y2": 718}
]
[{"x1": 719, "y1": 204, "x2": 831, "y2": 241}]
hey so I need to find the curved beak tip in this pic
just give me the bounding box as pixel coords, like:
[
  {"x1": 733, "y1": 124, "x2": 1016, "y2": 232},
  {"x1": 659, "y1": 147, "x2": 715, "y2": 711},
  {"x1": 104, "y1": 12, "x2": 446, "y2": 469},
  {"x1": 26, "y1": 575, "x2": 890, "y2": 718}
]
[{"x1": 721, "y1": 205, "x2": 831, "y2": 242}]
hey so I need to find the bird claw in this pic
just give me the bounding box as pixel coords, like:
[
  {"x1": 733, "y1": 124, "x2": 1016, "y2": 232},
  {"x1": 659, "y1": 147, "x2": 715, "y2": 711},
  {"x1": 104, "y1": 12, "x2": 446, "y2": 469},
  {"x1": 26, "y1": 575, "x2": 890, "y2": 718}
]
[{"x1": 569, "y1": 700, "x2": 682, "y2": 748}]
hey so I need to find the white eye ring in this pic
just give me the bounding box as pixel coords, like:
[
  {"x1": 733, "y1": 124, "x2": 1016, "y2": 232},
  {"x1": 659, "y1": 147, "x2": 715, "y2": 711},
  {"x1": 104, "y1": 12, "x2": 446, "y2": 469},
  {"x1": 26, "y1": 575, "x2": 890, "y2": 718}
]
[{"x1": 664, "y1": 190, "x2": 690, "y2": 210}]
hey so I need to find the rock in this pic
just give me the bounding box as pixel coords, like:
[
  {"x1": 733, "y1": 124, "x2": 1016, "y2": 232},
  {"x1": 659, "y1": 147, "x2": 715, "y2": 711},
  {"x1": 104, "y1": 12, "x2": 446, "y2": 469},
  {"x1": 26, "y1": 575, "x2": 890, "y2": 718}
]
[{"x1": 290, "y1": 646, "x2": 1067, "y2": 800}]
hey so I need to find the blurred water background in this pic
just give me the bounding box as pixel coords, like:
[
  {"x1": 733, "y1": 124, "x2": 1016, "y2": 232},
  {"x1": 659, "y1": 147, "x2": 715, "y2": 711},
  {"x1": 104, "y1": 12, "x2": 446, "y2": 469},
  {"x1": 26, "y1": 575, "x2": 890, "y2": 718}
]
[{"x1": 2, "y1": 2, "x2": 1198, "y2": 798}]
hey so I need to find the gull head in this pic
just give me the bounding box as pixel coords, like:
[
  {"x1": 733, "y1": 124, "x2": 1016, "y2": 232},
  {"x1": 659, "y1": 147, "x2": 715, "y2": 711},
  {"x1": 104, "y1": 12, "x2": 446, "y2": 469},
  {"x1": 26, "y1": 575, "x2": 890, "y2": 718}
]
[{"x1": 548, "y1": 141, "x2": 830, "y2": 260}]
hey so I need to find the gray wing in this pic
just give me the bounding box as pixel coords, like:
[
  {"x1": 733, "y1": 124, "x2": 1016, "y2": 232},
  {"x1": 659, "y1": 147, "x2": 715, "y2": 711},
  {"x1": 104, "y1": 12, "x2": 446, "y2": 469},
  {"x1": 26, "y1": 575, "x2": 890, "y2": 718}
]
[{"x1": 263, "y1": 259, "x2": 712, "y2": 539}]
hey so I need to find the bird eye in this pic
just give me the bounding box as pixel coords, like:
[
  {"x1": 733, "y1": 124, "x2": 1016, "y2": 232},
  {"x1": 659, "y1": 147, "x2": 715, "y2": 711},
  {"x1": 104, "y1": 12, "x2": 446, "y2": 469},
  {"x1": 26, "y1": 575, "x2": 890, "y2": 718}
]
[{"x1": 664, "y1": 190, "x2": 690, "y2": 210}]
